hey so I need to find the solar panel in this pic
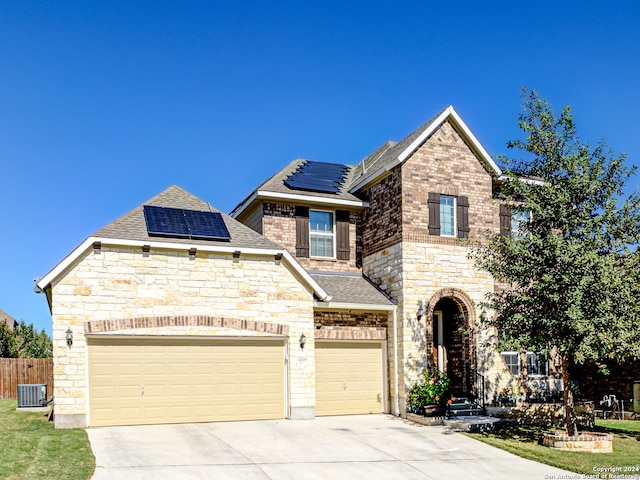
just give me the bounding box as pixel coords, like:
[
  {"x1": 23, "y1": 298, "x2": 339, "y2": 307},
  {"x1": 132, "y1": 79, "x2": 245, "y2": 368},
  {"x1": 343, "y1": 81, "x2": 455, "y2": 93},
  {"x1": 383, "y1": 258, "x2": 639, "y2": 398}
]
[
  {"x1": 284, "y1": 160, "x2": 349, "y2": 194},
  {"x1": 143, "y1": 205, "x2": 231, "y2": 241}
]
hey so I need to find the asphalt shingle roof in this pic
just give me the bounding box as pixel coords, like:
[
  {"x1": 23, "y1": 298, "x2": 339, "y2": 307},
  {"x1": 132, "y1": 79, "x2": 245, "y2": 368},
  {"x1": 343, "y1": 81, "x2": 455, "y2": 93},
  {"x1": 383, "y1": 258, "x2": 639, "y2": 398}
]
[
  {"x1": 95, "y1": 185, "x2": 283, "y2": 250},
  {"x1": 310, "y1": 272, "x2": 394, "y2": 307},
  {"x1": 347, "y1": 109, "x2": 445, "y2": 190}
]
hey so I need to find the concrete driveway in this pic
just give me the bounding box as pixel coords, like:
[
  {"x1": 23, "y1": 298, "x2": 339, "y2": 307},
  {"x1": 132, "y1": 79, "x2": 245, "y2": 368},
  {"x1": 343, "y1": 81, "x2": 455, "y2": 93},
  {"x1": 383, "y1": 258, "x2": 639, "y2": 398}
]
[{"x1": 88, "y1": 415, "x2": 574, "y2": 480}]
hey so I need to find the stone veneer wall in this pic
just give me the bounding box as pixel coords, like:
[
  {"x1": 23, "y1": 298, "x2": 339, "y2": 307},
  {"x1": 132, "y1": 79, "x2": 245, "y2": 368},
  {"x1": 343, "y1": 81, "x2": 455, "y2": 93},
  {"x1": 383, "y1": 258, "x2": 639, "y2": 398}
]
[
  {"x1": 50, "y1": 245, "x2": 315, "y2": 428},
  {"x1": 360, "y1": 120, "x2": 511, "y2": 415},
  {"x1": 262, "y1": 202, "x2": 362, "y2": 272}
]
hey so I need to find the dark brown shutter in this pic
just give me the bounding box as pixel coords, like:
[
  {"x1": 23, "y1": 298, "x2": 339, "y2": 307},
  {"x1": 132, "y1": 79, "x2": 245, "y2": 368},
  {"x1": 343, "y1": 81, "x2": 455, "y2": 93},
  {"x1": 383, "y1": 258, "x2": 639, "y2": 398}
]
[
  {"x1": 499, "y1": 204, "x2": 511, "y2": 237},
  {"x1": 428, "y1": 192, "x2": 440, "y2": 235},
  {"x1": 457, "y1": 196, "x2": 470, "y2": 238},
  {"x1": 295, "y1": 206, "x2": 310, "y2": 257},
  {"x1": 336, "y1": 210, "x2": 350, "y2": 260}
]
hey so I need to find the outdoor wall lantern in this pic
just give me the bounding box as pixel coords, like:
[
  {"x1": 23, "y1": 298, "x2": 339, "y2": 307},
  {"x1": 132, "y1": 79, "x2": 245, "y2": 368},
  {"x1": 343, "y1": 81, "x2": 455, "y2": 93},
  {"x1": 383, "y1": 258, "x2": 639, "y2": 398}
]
[
  {"x1": 416, "y1": 300, "x2": 426, "y2": 320},
  {"x1": 299, "y1": 333, "x2": 306, "y2": 350},
  {"x1": 480, "y1": 307, "x2": 488, "y2": 322},
  {"x1": 65, "y1": 327, "x2": 73, "y2": 348}
]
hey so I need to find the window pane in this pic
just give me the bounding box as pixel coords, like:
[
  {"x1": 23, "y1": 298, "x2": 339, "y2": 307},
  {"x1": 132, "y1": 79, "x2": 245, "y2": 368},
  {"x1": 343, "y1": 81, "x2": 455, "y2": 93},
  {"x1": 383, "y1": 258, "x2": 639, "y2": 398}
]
[
  {"x1": 511, "y1": 209, "x2": 531, "y2": 238},
  {"x1": 527, "y1": 353, "x2": 548, "y2": 376},
  {"x1": 310, "y1": 211, "x2": 333, "y2": 233},
  {"x1": 502, "y1": 353, "x2": 520, "y2": 376},
  {"x1": 311, "y1": 235, "x2": 333, "y2": 257},
  {"x1": 440, "y1": 196, "x2": 455, "y2": 236}
]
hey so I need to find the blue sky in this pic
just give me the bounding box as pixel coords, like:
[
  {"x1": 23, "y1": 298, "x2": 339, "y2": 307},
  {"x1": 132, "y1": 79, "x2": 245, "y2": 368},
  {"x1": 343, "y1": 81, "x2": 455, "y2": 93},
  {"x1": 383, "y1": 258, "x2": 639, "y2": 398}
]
[{"x1": 1, "y1": 1, "x2": 639, "y2": 335}]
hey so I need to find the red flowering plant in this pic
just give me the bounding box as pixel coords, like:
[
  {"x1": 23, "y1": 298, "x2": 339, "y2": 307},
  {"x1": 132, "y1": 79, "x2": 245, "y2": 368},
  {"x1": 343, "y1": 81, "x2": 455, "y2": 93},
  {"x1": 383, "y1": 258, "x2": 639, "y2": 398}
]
[{"x1": 406, "y1": 368, "x2": 455, "y2": 414}]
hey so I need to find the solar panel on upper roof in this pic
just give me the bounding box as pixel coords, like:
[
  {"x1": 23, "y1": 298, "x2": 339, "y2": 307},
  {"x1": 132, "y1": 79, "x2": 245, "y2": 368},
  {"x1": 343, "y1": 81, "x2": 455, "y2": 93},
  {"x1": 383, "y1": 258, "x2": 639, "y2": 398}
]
[
  {"x1": 143, "y1": 205, "x2": 231, "y2": 241},
  {"x1": 283, "y1": 160, "x2": 349, "y2": 194}
]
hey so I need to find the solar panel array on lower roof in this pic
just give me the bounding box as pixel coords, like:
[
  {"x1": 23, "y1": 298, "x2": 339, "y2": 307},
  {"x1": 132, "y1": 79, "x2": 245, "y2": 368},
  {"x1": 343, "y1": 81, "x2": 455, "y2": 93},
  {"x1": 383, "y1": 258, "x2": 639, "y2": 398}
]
[
  {"x1": 143, "y1": 205, "x2": 231, "y2": 241},
  {"x1": 284, "y1": 160, "x2": 349, "y2": 194}
]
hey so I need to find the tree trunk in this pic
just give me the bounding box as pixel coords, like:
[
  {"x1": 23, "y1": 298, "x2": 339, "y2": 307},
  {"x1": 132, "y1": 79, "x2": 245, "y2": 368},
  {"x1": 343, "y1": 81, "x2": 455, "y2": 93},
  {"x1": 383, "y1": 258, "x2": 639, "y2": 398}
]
[{"x1": 561, "y1": 354, "x2": 578, "y2": 436}]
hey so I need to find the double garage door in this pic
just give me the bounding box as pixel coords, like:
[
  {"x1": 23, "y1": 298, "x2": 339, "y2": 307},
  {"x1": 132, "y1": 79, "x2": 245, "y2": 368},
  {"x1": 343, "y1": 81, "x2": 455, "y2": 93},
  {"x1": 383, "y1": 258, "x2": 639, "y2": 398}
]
[
  {"x1": 87, "y1": 337, "x2": 286, "y2": 427},
  {"x1": 87, "y1": 337, "x2": 384, "y2": 426}
]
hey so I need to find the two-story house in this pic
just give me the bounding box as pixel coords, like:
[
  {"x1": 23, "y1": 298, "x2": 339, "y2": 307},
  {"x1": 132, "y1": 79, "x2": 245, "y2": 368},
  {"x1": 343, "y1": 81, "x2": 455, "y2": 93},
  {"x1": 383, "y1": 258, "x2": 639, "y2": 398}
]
[
  {"x1": 38, "y1": 106, "x2": 558, "y2": 428},
  {"x1": 231, "y1": 106, "x2": 548, "y2": 415}
]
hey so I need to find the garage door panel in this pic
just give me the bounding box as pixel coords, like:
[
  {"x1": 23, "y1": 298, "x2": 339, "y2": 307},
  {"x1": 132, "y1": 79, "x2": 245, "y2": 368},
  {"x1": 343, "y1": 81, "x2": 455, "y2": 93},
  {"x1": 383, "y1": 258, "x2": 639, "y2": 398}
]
[
  {"x1": 316, "y1": 341, "x2": 384, "y2": 416},
  {"x1": 88, "y1": 338, "x2": 285, "y2": 427}
]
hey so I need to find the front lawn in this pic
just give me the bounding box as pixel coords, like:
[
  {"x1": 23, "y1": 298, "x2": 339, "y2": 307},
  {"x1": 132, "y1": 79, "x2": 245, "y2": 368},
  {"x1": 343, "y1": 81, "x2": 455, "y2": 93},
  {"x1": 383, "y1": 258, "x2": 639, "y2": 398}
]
[
  {"x1": 0, "y1": 399, "x2": 95, "y2": 480},
  {"x1": 464, "y1": 420, "x2": 640, "y2": 476}
]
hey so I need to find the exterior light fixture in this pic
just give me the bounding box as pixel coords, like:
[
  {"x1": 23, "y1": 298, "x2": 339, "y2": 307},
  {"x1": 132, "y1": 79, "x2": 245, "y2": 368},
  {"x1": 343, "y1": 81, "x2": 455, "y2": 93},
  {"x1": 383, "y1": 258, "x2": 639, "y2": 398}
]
[
  {"x1": 416, "y1": 300, "x2": 426, "y2": 320},
  {"x1": 65, "y1": 327, "x2": 73, "y2": 348},
  {"x1": 188, "y1": 248, "x2": 197, "y2": 257},
  {"x1": 233, "y1": 250, "x2": 241, "y2": 259},
  {"x1": 481, "y1": 307, "x2": 488, "y2": 322},
  {"x1": 92, "y1": 241, "x2": 102, "y2": 252},
  {"x1": 299, "y1": 333, "x2": 306, "y2": 350},
  {"x1": 274, "y1": 252, "x2": 283, "y2": 261},
  {"x1": 142, "y1": 244, "x2": 151, "y2": 254}
]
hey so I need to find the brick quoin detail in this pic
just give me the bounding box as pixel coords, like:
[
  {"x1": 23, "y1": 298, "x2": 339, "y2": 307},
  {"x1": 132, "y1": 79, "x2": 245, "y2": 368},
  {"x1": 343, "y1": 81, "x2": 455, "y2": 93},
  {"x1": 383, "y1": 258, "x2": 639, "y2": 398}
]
[{"x1": 84, "y1": 315, "x2": 290, "y2": 336}]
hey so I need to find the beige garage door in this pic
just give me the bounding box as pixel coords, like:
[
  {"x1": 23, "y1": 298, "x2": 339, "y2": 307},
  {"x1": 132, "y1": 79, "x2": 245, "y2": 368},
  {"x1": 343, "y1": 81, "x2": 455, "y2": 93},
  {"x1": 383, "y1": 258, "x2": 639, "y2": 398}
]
[
  {"x1": 315, "y1": 341, "x2": 384, "y2": 416},
  {"x1": 88, "y1": 337, "x2": 285, "y2": 427}
]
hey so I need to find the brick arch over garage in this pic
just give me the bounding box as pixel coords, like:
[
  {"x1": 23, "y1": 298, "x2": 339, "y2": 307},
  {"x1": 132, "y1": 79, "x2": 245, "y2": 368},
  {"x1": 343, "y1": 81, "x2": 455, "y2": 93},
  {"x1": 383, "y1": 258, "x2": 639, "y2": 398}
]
[{"x1": 83, "y1": 315, "x2": 290, "y2": 336}]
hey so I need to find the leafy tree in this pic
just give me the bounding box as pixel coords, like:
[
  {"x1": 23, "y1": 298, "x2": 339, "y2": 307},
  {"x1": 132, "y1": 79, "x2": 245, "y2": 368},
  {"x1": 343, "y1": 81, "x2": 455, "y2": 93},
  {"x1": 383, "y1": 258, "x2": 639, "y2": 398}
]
[
  {"x1": 14, "y1": 321, "x2": 52, "y2": 358},
  {"x1": 471, "y1": 89, "x2": 640, "y2": 435},
  {"x1": 0, "y1": 323, "x2": 18, "y2": 357},
  {"x1": 0, "y1": 321, "x2": 51, "y2": 359}
]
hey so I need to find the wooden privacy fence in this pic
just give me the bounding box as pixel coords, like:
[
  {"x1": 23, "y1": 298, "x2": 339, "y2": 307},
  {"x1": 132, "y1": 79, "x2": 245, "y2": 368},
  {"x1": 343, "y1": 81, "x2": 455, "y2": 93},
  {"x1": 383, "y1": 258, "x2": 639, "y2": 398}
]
[{"x1": 0, "y1": 358, "x2": 54, "y2": 400}]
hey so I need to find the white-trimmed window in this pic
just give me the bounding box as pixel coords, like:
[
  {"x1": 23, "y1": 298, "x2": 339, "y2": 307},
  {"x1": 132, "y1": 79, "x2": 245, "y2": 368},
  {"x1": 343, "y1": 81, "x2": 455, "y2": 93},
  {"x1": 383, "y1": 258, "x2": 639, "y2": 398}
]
[
  {"x1": 501, "y1": 352, "x2": 520, "y2": 376},
  {"x1": 439, "y1": 195, "x2": 456, "y2": 237},
  {"x1": 310, "y1": 210, "x2": 335, "y2": 258},
  {"x1": 502, "y1": 351, "x2": 548, "y2": 377},
  {"x1": 526, "y1": 352, "x2": 548, "y2": 376}
]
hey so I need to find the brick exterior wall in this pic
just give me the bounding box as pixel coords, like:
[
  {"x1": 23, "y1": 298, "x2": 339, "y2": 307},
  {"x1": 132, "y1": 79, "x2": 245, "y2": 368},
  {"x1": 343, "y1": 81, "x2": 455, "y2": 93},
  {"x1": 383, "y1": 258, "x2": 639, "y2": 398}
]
[
  {"x1": 362, "y1": 170, "x2": 403, "y2": 257},
  {"x1": 361, "y1": 121, "x2": 514, "y2": 413},
  {"x1": 262, "y1": 202, "x2": 362, "y2": 272},
  {"x1": 50, "y1": 245, "x2": 316, "y2": 427}
]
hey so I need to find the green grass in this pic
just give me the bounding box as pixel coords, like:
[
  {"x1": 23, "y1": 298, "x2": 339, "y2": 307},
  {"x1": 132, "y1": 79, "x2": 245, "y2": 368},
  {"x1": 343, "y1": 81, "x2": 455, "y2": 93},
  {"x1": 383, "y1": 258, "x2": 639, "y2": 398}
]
[
  {"x1": 0, "y1": 399, "x2": 95, "y2": 480},
  {"x1": 464, "y1": 420, "x2": 640, "y2": 475},
  {"x1": 597, "y1": 418, "x2": 640, "y2": 433}
]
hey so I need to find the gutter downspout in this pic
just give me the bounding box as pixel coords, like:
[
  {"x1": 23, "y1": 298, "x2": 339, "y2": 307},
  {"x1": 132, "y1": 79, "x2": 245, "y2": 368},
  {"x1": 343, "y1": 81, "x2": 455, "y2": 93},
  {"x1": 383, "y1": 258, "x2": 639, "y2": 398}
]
[{"x1": 393, "y1": 309, "x2": 399, "y2": 416}]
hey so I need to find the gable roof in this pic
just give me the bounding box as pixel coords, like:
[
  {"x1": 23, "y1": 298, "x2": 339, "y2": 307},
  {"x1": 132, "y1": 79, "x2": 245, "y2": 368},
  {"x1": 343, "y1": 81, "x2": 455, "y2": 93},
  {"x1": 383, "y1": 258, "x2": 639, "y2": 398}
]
[
  {"x1": 96, "y1": 185, "x2": 281, "y2": 250},
  {"x1": 37, "y1": 186, "x2": 329, "y2": 301},
  {"x1": 231, "y1": 159, "x2": 368, "y2": 219},
  {"x1": 310, "y1": 272, "x2": 395, "y2": 310},
  {"x1": 0, "y1": 308, "x2": 17, "y2": 330},
  {"x1": 348, "y1": 106, "x2": 503, "y2": 192}
]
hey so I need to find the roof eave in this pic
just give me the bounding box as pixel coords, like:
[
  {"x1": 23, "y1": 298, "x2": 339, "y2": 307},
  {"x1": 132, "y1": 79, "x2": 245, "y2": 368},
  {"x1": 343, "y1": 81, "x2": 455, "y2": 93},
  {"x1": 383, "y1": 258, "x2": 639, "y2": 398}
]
[
  {"x1": 231, "y1": 190, "x2": 369, "y2": 219},
  {"x1": 313, "y1": 301, "x2": 396, "y2": 312},
  {"x1": 36, "y1": 236, "x2": 330, "y2": 301},
  {"x1": 349, "y1": 106, "x2": 503, "y2": 193}
]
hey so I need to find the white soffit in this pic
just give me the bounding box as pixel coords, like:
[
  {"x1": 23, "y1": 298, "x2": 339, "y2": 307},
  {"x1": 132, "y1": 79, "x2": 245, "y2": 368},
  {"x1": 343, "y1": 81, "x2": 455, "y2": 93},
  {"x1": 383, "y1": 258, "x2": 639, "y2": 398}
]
[{"x1": 36, "y1": 236, "x2": 330, "y2": 301}]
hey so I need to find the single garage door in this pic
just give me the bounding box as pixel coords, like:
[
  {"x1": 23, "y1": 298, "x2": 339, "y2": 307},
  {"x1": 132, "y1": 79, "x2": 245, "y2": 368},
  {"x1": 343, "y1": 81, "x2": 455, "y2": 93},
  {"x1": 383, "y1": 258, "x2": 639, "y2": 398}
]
[
  {"x1": 315, "y1": 341, "x2": 384, "y2": 416},
  {"x1": 88, "y1": 336, "x2": 286, "y2": 427}
]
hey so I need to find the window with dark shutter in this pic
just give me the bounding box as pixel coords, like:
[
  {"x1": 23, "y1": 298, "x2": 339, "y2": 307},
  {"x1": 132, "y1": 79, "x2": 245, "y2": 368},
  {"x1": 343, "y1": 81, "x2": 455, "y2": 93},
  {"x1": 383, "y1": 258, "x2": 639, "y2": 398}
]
[
  {"x1": 457, "y1": 196, "x2": 470, "y2": 238},
  {"x1": 428, "y1": 192, "x2": 440, "y2": 235},
  {"x1": 336, "y1": 210, "x2": 350, "y2": 260},
  {"x1": 499, "y1": 204, "x2": 511, "y2": 237},
  {"x1": 295, "y1": 206, "x2": 310, "y2": 257}
]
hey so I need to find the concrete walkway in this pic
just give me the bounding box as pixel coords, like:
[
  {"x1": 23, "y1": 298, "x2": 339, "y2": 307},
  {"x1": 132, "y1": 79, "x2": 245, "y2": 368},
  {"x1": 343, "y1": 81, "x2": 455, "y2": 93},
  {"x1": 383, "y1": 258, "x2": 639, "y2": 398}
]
[{"x1": 88, "y1": 414, "x2": 575, "y2": 480}]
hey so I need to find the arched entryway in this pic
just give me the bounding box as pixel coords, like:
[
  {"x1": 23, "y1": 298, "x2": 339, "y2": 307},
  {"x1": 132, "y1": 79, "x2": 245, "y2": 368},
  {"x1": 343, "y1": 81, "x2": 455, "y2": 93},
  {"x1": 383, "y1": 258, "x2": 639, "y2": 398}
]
[{"x1": 428, "y1": 289, "x2": 476, "y2": 397}]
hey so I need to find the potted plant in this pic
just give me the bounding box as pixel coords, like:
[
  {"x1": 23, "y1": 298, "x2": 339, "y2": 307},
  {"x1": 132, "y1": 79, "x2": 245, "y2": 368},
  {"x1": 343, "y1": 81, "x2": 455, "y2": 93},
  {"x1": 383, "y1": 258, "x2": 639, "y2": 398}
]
[{"x1": 406, "y1": 368, "x2": 455, "y2": 416}]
